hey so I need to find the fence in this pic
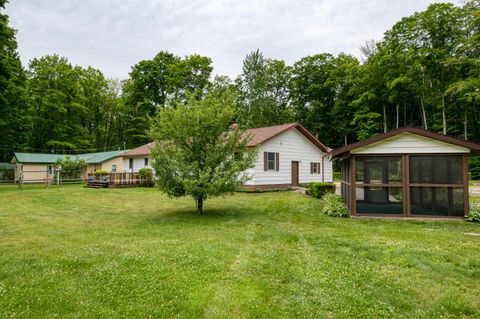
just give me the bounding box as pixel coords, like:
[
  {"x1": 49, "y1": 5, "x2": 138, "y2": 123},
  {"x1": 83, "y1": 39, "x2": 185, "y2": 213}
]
[
  {"x1": 0, "y1": 166, "x2": 145, "y2": 189},
  {"x1": 0, "y1": 167, "x2": 84, "y2": 189}
]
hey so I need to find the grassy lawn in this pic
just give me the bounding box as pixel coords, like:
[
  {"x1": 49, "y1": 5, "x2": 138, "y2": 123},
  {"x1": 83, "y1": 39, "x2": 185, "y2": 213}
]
[{"x1": 1, "y1": 185, "x2": 480, "y2": 318}]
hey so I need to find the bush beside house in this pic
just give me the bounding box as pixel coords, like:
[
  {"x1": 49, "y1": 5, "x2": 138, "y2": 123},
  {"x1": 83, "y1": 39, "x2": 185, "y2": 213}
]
[
  {"x1": 309, "y1": 182, "x2": 336, "y2": 198},
  {"x1": 466, "y1": 206, "x2": 480, "y2": 222},
  {"x1": 56, "y1": 157, "x2": 87, "y2": 180},
  {"x1": 138, "y1": 167, "x2": 154, "y2": 187},
  {"x1": 320, "y1": 193, "x2": 350, "y2": 218},
  {"x1": 307, "y1": 182, "x2": 349, "y2": 218}
]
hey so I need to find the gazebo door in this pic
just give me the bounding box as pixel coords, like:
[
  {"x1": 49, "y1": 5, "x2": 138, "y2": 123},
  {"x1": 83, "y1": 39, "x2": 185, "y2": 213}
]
[{"x1": 364, "y1": 160, "x2": 388, "y2": 203}]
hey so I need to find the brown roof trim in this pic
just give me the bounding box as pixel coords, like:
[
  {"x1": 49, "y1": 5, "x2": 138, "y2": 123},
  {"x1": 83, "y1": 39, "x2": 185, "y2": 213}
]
[
  {"x1": 245, "y1": 122, "x2": 329, "y2": 152},
  {"x1": 119, "y1": 142, "x2": 156, "y2": 157},
  {"x1": 331, "y1": 126, "x2": 480, "y2": 158},
  {"x1": 294, "y1": 123, "x2": 329, "y2": 152},
  {"x1": 245, "y1": 123, "x2": 297, "y2": 147}
]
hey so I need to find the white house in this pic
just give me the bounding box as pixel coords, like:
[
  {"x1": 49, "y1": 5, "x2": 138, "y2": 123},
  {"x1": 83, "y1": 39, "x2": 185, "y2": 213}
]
[
  {"x1": 242, "y1": 123, "x2": 332, "y2": 189},
  {"x1": 119, "y1": 142, "x2": 155, "y2": 173},
  {"x1": 123, "y1": 123, "x2": 332, "y2": 188}
]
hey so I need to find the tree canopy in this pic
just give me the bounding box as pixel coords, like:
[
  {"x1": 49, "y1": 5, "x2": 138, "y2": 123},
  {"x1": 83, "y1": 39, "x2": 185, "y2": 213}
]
[
  {"x1": 149, "y1": 89, "x2": 257, "y2": 214},
  {"x1": 1, "y1": 0, "x2": 479, "y2": 167}
]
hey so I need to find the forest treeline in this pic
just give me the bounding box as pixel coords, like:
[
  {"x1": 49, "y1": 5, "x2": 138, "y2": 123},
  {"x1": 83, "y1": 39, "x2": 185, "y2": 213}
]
[{"x1": 1, "y1": 0, "x2": 479, "y2": 162}]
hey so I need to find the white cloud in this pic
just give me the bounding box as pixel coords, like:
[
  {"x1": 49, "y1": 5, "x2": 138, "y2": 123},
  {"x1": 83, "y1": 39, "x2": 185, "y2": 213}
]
[{"x1": 6, "y1": 0, "x2": 462, "y2": 79}]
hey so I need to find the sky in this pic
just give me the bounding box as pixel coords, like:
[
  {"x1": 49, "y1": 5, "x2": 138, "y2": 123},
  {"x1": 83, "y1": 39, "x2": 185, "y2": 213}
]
[{"x1": 6, "y1": 0, "x2": 462, "y2": 80}]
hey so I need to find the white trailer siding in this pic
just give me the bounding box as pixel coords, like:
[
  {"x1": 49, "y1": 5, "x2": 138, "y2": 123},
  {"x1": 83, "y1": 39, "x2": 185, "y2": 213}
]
[
  {"x1": 351, "y1": 132, "x2": 470, "y2": 154},
  {"x1": 245, "y1": 128, "x2": 332, "y2": 186}
]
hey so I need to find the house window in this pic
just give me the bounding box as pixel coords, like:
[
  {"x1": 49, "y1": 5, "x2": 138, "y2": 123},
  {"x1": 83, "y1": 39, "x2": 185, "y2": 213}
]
[
  {"x1": 144, "y1": 158, "x2": 148, "y2": 166},
  {"x1": 47, "y1": 165, "x2": 54, "y2": 175},
  {"x1": 129, "y1": 158, "x2": 133, "y2": 170},
  {"x1": 264, "y1": 152, "x2": 279, "y2": 171},
  {"x1": 311, "y1": 162, "x2": 321, "y2": 174},
  {"x1": 112, "y1": 164, "x2": 117, "y2": 173}
]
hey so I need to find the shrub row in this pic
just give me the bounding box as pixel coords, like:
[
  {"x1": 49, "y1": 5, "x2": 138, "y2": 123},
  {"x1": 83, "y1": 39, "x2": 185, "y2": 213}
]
[
  {"x1": 309, "y1": 182, "x2": 336, "y2": 198},
  {"x1": 238, "y1": 187, "x2": 291, "y2": 193}
]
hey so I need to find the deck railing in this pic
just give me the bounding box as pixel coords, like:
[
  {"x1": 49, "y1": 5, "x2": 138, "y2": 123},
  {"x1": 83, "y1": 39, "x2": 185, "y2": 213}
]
[{"x1": 87, "y1": 172, "x2": 141, "y2": 186}]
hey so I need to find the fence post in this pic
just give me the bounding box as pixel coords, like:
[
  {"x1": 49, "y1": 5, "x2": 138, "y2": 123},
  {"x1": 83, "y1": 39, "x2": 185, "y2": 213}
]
[{"x1": 18, "y1": 166, "x2": 23, "y2": 190}]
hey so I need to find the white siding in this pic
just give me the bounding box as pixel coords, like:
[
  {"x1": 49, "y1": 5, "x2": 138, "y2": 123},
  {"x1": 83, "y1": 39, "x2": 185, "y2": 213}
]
[
  {"x1": 243, "y1": 167, "x2": 255, "y2": 185},
  {"x1": 351, "y1": 132, "x2": 470, "y2": 154},
  {"x1": 245, "y1": 128, "x2": 332, "y2": 186},
  {"x1": 123, "y1": 156, "x2": 153, "y2": 172}
]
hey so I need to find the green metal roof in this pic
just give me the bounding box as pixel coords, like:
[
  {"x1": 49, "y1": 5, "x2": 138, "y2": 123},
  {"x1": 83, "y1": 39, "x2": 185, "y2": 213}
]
[
  {"x1": 79, "y1": 150, "x2": 126, "y2": 164},
  {"x1": 13, "y1": 153, "x2": 68, "y2": 164},
  {"x1": 12, "y1": 150, "x2": 126, "y2": 164},
  {"x1": 0, "y1": 162, "x2": 15, "y2": 170}
]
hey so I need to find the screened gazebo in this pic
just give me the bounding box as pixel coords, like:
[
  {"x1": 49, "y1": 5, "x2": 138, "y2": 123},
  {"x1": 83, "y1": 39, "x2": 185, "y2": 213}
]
[{"x1": 331, "y1": 127, "x2": 480, "y2": 218}]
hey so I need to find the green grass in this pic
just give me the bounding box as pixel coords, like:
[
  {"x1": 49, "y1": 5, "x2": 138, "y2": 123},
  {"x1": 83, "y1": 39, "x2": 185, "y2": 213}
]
[{"x1": 0, "y1": 185, "x2": 480, "y2": 318}]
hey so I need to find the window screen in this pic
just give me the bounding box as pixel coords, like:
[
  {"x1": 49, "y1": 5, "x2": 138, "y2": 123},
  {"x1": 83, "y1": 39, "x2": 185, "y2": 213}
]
[
  {"x1": 311, "y1": 162, "x2": 320, "y2": 174},
  {"x1": 410, "y1": 187, "x2": 464, "y2": 216},
  {"x1": 356, "y1": 187, "x2": 403, "y2": 214},
  {"x1": 409, "y1": 156, "x2": 462, "y2": 184},
  {"x1": 355, "y1": 156, "x2": 402, "y2": 184},
  {"x1": 267, "y1": 152, "x2": 276, "y2": 170}
]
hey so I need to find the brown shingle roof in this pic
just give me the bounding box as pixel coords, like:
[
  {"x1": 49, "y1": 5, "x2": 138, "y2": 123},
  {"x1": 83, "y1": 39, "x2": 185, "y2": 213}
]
[
  {"x1": 121, "y1": 123, "x2": 330, "y2": 156},
  {"x1": 331, "y1": 126, "x2": 480, "y2": 158},
  {"x1": 120, "y1": 142, "x2": 156, "y2": 157},
  {"x1": 245, "y1": 122, "x2": 329, "y2": 152}
]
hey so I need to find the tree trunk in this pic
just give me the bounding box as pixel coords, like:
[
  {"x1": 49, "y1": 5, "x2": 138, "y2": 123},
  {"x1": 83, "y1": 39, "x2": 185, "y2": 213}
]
[
  {"x1": 473, "y1": 103, "x2": 478, "y2": 141},
  {"x1": 344, "y1": 134, "x2": 347, "y2": 146},
  {"x1": 403, "y1": 99, "x2": 407, "y2": 127},
  {"x1": 104, "y1": 115, "x2": 110, "y2": 151},
  {"x1": 396, "y1": 103, "x2": 400, "y2": 129},
  {"x1": 420, "y1": 96, "x2": 428, "y2": 130},
  {"x1": 442, "y1": 94, "x2": 447, "y2": 135},
  {"x1": 383, "y1": 104, "x2": 387, "y2": 133},
  {"x1": 464, "y1": 110, "x2": 468, "y2": 141},
  {"x1": 196, "y1": 197, "x2": 204, "y2": 215}
]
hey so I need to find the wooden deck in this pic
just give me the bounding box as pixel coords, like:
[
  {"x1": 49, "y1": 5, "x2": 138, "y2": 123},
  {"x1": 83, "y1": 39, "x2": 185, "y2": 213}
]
[{"x1": 86, "y1": 172, "x2": 142, "y2": 188}]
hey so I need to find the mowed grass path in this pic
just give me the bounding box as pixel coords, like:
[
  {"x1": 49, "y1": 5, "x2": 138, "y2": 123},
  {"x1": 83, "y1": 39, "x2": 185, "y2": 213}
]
[{"x1": 0, "y1": 186, "x2": 480, "y2": 318}]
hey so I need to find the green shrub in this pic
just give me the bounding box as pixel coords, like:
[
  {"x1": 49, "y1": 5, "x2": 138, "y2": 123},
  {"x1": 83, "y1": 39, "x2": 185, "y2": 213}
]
[
  {"x1": 320, "y1": 193, "x2": 350, "y2": 218},
  {"x1": 333, "y1": 171, "x2": 341, "y2": 181},
  {"x1": 56, "y1": 156, "x2": 87, "y2": 179},
  {"x1": 138, "y1": 167, "x2": 154, "y2": 187},
  {"x1": 309, "y1": 182, "x2": 336, "y2": 198},
  {"x1": 465, "y1": 206, "x2": 480, "y2": 222},
  {"x1": 469, "y1": 157, "x2": 480, "y2": 180},
  {"x1": 237, "y1": 187, "x2": 291, "y2": 193},
  {"x1": 0, "y1": 169, "x2": 14, "y2": 181}
]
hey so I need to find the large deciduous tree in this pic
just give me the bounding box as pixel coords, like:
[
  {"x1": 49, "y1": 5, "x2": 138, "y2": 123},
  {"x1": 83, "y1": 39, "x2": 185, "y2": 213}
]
[
  {"x1": 0, "y1": 0, "x2": 29, "y2": 162},
  {"x1": 236, "y1": 50, "x2": 293, "y2": 127},
  {"x1": 123, "y1": 51, "x2": 213, "y2": 147},
  {"x1": 27, "y1": 55, "x2": 86, "y2": 151},
  {"x1": 150, "y1": 89, "x2": 257, "y2": 215},
  {"x1": 27, "y1": 54, "x2": 124, "y2": 153}
]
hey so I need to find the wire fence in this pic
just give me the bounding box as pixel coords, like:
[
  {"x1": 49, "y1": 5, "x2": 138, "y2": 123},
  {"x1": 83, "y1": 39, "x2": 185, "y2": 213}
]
[
  {"x1": 0, "y1": 168, "x2": 86, "y2": 189},
  {"x1": 0, "y1": 168, "x2": 144, "y2": 189}
]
